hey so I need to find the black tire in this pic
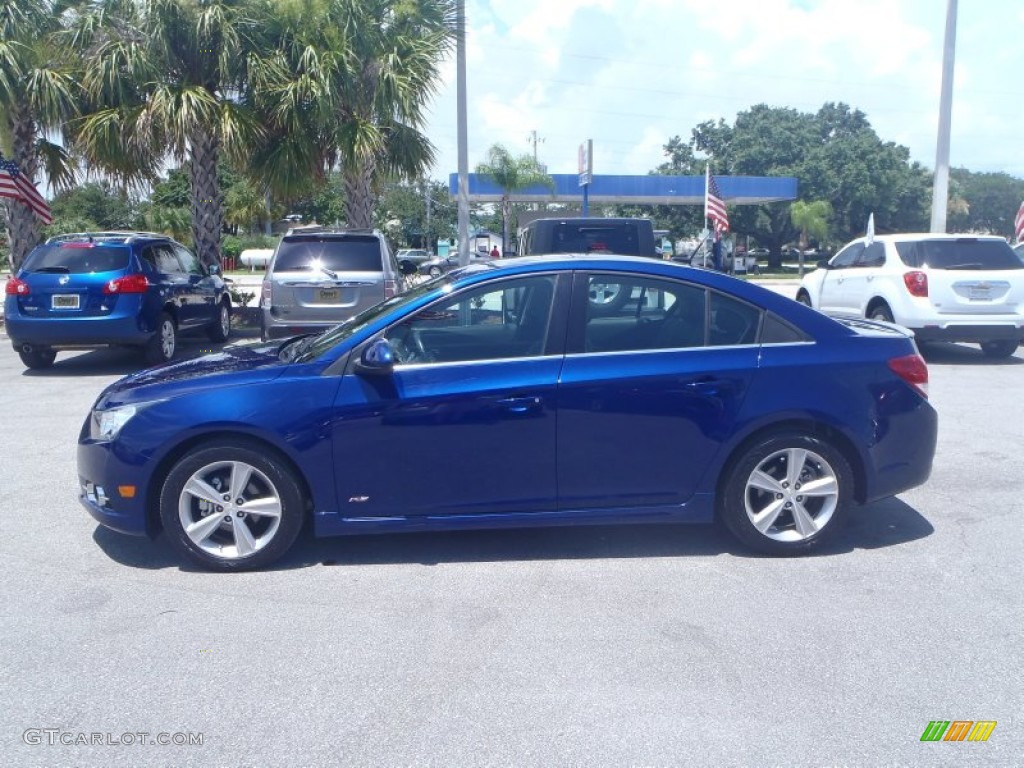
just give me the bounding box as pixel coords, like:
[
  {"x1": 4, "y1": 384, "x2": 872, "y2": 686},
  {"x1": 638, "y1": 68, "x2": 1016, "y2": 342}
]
[
  {"x1": 428, "y1": 266, "x2": 442, "y2": 278},
  {"x1": 868, "y1": 304, "x2": 894, "y2": 323},
  {"x1": 795, "y1": 291, "x2": 812, "y2": 307},
  {"x1": 979, "y1": 339, "x2": 1019, "y2": 359},
  {"x1": 207, "y1": 301, "x2": 231, "y2": 342},
  {"x1": 159, "y1": 439, "x2": 305, "y2": 571},
  {"x1": 18, "y1": 346, "x2": 57, "y2": 369},
  {"x1": 587, "y1": 280, "x2": 631, "y2": 314},
  {"x1": 719, "y1": 431, "x2": 853, "y2": 555},
  {"x1": 145, "y1": 312, "x2": 177, "y2": 365}
]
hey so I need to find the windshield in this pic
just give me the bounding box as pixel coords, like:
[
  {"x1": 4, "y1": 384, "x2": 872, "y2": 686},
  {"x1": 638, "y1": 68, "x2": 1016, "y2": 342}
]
[
  {"x1": 273, "y1": 235, "x2": 383, "y2": 272},
  {"x1": 895, "y1": 239, "x2": 1023, "y2": 270},
  {"x1": 22, "y1": 244, "x2": 129, "y2": 274},
  {"x1": 295, "y1": 274, "x2": 455, "y2": 362}
]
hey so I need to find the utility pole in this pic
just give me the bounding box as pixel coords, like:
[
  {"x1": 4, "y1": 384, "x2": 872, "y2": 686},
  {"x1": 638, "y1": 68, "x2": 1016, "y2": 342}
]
[
  {"x1": 424, "y1": 180, "x2": 432, "y2": 253},
  {"x1": 528, "y1": 130, "x2": 545, "y2": 166},
  {"x1": 930, "y1": 0, "x2": 957, "y2": 233},
  {"x1": 456, "y1": 0, "x2": 470, "y2": 265}
]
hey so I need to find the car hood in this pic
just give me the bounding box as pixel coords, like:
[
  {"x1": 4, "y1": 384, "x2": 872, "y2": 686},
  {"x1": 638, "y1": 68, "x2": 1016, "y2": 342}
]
[{"x1": 96, "y1": 342, "x2": 289, "y2": 408}]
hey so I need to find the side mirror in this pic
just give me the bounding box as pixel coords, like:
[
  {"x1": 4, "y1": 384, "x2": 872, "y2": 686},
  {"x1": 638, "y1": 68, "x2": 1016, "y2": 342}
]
[
  {"x1": 816, "y1": 259, "x2": 831, "y2": 270},
  {"x1": 355, "y1": 338, "x2": 394, "y2": 375},
  {"x1": 208, "y1": 262, "x2": 222, "y2": 276}
]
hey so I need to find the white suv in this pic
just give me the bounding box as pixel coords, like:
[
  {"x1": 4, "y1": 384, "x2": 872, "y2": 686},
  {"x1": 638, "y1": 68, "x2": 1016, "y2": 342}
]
[{"x1": 796, "y1": 234, "x2": 1024, "y2": 358}]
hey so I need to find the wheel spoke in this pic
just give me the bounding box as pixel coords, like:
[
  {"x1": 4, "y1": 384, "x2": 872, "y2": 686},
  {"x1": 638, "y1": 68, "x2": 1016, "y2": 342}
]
[
  {"x1": 800, "y1": 475, "x2": 838, "y2": 498},
  {"x1": 792, "y1": 502, "x2": 818, "y2": 537},
  {"x1": 183, "y1": 476, "x2": 222, "y2": 505},
  {"x1": 750, "y1": 497, "x2": 785, "y2": 533},
  {"x1": 786, "y1": 448, "x2": 808, "y2": 486},
  {"x1": 239, "y1": 495, "x2": 282, "y2": 519},
  {"x1": 232, "y1": 517, "x2": 258, "y2": 557},
  {"x1": 186, "y1": 512, "x2": 225, "y2": 543},
  {"x1": 748, "y1": 469, "x2": 784, "y2": 494},
  {"x1": 228, "y1": 462, "x2": 254, "y2": 500}
]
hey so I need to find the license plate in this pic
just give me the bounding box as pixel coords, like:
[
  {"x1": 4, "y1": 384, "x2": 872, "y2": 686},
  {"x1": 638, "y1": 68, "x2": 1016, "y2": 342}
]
[
  {"x1": 968, "y1": 286, "x2": 991, "y2": 300},
  {"x1": 52, "y1": 294, "x2": 80, "y2": 309},
  {"x1": 316, "y1": 289, "x2": 340, "y2": 303}
]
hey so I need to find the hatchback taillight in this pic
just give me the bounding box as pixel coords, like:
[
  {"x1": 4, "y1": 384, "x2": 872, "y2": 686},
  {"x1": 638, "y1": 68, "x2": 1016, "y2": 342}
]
[
  {"x1": 888, "y1": 353, "x2": 929, "y2": 398},
  {"x1": 903, "y1": 271, "x2": 928, "y2": 298},
  {"x1": 384, "y1": 279, "x2": 397, "y2": 298},
  {"x1": 103, "y1": 273, "x2": 149, "y2": 294},
  {"x1": 5, "y1": 277, "x2": 30, "y2": 296}
]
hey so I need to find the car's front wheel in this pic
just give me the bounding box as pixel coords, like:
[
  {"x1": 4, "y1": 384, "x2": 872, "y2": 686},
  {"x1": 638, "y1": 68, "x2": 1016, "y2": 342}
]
[
  {"x1": 18, "y1": 345, "x2": 57, "y2": 369},
  {"x1": 979, "y1": 339, "x2": 1019, "y2": 359},
  {"x1": 207, "y1": 301, "x2": 231, "y2": 342},
  {"x1": 795, "y1": 290, "x2": 812, "y2": 307},
  {"x1": 719, "y1": 432, "x2": 852, "y2": 555},
  {"x1": 145, "y1": 312, "x2": 177, "y2": 365},
  {"x1": 159, "y1": 440, "x2": 305, "y2": 570}
]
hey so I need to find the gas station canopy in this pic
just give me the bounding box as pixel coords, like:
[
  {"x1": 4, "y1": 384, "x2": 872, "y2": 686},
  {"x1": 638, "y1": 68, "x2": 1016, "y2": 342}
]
[{"x1": 448, "y1": 173, "x2": 798, "y2": 206}]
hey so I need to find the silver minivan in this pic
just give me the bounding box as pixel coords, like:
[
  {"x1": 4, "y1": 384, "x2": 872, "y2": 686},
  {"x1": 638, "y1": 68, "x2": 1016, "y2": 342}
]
[{"x1": 260, "y1": 227, "x2": 413, "y2": 341}]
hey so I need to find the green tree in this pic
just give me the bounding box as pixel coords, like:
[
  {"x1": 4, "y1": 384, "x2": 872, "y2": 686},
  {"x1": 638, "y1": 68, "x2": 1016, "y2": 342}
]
[
  {"x1": 251, "y1": 0, "x2": 457, "y2": 228},
  {"x1": 790, "y1": 200, "x2": 833, "y2": 250},
  {"x1": 72, "y1": 0, "x2": 268, "y2": 265},
  {"x1": 475, "y1": 144, "x2": 554, "y2": 254},
  {"x1": 48, "y1": 181, "x2": 138, "y2": 230},
  {"x1": 376, "y1": 178, "x2": 455, "y2": 251},
  {"x1": 0, "y1": 0, "x2": 78, "y2": 267},
  {"x1": 948, "y1": 168, "x2": 1024, "y2": 236}
]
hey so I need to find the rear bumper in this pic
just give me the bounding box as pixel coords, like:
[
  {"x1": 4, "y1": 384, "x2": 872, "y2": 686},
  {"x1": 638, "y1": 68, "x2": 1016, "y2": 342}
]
[
  {"x1": 6, "y1": 312, "x2": 150, "y2": 348},
  {"x1": 911, "y1": 323, "x2": 1024, "y2": 344}
]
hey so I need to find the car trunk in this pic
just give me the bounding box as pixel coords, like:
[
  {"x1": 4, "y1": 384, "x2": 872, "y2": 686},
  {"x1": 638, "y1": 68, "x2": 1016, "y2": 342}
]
[{"x1": 15, "y1": 245, "x2": 132, "y2": 318}]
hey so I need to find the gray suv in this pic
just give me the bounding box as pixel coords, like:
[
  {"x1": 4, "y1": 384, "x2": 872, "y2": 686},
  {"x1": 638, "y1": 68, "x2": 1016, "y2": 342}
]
[{"x1": 260, "y1": 227, "x2": 413, "y2": 341}]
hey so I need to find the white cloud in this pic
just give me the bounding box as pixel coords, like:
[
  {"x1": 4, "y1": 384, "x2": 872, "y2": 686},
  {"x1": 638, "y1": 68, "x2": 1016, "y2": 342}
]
[{"x1": 424, "y1": 0, "x2": 1023, "y2": 181}]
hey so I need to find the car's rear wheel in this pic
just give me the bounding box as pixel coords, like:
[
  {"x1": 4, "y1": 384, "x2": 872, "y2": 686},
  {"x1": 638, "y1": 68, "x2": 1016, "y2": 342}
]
[
  {"x1": 145, "y1": 312, "x2": 176, "y2": 365},
  {"x1": 159, "y1": 440, "x2": 305, "y2": 571},
  {"x1": 207, "y1": 301, "x2": 231, "y2": 342},
  {"x1": 719, "y1": 432, "x2": 852, "y2": 555},
  {"x1": 18, "y1": 346, "x2": 57, "y2": 369},
  {"x1": 868, "y1": 304, "x2": 894, "y2": 323},
  {"x1": 979, "y1": 339, "x2": 1019, "y2": 359},
  {"x1": 428, "y1": 266, "x2": 442, "y2": 278}
]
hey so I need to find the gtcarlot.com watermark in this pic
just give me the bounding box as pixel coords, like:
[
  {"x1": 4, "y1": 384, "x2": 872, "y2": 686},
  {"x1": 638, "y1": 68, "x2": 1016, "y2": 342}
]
[{"x1": 23, "y1": 729, "x2": 203, "y2": 747}]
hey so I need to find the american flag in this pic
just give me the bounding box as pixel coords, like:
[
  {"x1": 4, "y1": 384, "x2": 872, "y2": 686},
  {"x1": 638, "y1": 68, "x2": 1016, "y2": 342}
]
[
  {"x1": 0, "y1": 156, "x2": 53, "y2": 225},
  {"x1": 1015, "y1": 200, "x2": 1024, "y2": 244},
  {"x1": 704, "y1": 166, "x2": 729, "y2": 234}
]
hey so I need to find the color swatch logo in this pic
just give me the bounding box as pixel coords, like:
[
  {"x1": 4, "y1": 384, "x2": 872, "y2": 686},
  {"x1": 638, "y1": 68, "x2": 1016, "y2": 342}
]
[{"x1": 920, "y1": 721, "x2": 996, "y2": 742}]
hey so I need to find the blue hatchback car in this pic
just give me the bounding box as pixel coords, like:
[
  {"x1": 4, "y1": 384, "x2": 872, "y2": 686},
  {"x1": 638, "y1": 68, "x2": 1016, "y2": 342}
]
[
  {"x1": 77, "y1": 256, "x2": 937, "y2": 570},
  {"x1": 5, "y1": 231, "x2": 231, "y2": 369}
]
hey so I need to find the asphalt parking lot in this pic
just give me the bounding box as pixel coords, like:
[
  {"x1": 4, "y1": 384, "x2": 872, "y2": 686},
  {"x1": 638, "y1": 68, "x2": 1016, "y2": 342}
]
[{"x1": 1, "y1": 300, "x2": 1021, "y2": 767}]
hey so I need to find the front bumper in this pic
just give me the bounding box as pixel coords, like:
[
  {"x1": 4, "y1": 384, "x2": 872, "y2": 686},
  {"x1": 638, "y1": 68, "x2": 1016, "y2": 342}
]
[{"x1": 77, "y1": 439, "x2": 152, "y2": 537}]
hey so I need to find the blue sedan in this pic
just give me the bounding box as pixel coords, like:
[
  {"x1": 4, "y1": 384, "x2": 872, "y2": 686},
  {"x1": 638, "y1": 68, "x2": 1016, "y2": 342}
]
[{"x1": 77, "y1": 256, "x2": 937, "y2": 570}]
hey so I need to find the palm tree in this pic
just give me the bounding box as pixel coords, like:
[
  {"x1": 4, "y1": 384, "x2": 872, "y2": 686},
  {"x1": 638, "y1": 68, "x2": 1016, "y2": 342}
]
[
  {"x1": 71, "y1": 0, "x2": 268, "y2": 265},
  {"x1": 0, "y1": 0, "x2": 78, "y2": 268},
  {"x1": 475, "y1": 144, "x2": 554, "y2": 253},
  {"x1": 252, "y1": 0, "x2": 457, "y2": 228},
  {"x1": 790, "y1": 199, "x2": 833, "y2": 275}
]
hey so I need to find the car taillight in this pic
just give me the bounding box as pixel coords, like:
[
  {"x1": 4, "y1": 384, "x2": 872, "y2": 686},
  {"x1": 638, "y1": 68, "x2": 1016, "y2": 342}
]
[
  {"x1": 903, "y1": 271, "x2": 928, "y2": 298},
  {"x1": 261, "y1": 281, "x2": 271, "y2": 307},
  {"x1": 384, "y1": 279, "x2": 397, "y2": 298},
  {"x1": 888, "y1": 353, "x2": 929, "y2": 398},
  {"x1": 5, "y1": 277, "x2": 30, "y2": 296},
  {"x1": 103, "y1": 274, "x2": 149, "y2": 294}
]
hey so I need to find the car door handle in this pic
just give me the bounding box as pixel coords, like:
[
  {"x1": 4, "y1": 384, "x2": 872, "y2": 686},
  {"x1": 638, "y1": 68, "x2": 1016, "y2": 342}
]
[
  {"x1": 497, "y1": 396, "x2": 542, "y2": 413},
  {"x1": 684, "y1": 378, "x2": 731, "y2": 396}
]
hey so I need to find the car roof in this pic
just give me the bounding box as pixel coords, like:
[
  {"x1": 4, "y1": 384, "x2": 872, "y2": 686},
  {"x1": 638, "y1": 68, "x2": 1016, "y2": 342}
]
[
  {"x1": 849, "y1": 233, "x2": 1007, "y2": 244},
  {"x1": 45, "y1": 231, "x2": 172, "y2": 246}
]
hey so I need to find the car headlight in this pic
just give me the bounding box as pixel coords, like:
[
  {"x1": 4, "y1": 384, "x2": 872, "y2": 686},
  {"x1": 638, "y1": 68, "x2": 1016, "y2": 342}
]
[{"x1": 90, "y1": 404, "x2": 139, "y2": 442}]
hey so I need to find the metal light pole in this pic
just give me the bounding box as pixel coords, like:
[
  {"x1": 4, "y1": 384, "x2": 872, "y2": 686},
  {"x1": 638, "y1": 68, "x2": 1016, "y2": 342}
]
[
  {"x1": 456, "y1": 0, "x2": 470, "y2": 265},
  {"x1": 930, "y1": 0, "x2": 957, "y2": 233}
]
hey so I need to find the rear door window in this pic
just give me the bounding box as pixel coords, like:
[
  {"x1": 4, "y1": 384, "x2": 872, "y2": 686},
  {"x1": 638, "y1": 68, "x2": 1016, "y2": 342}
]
[
  {"x1": 274, "y1": 236, "x2": 384, "y2": 272},
  {"x1": 895, "y1": 239, "x2": 1024, "y2": 270},
  {"x1": 22, "y1": 245, "x2": 129, "y2": 274}
]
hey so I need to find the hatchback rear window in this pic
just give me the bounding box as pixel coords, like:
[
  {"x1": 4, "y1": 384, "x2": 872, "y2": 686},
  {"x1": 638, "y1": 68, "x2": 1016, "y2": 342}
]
[
  {"x1": 21, "y1": 244, "x2": 129, "y2": 274},
  {"x1": 273, "y1": 236, "x2": 383, "y2": 272},
  {"x1": 895, "y1": 240, "x2": 1023, "y2": 270}
]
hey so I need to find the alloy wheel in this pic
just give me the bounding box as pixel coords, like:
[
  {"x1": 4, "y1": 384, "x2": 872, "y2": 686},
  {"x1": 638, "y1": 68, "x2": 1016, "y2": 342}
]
[{"x1": 743, "y1": 447, "x2": 839, "y2": 543}]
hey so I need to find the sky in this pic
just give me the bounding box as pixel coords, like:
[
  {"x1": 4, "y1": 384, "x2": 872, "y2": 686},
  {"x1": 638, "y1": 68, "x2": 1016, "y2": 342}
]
[{"x1": 423, "y1": 0, "x2": 1023, "y2": 182}]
